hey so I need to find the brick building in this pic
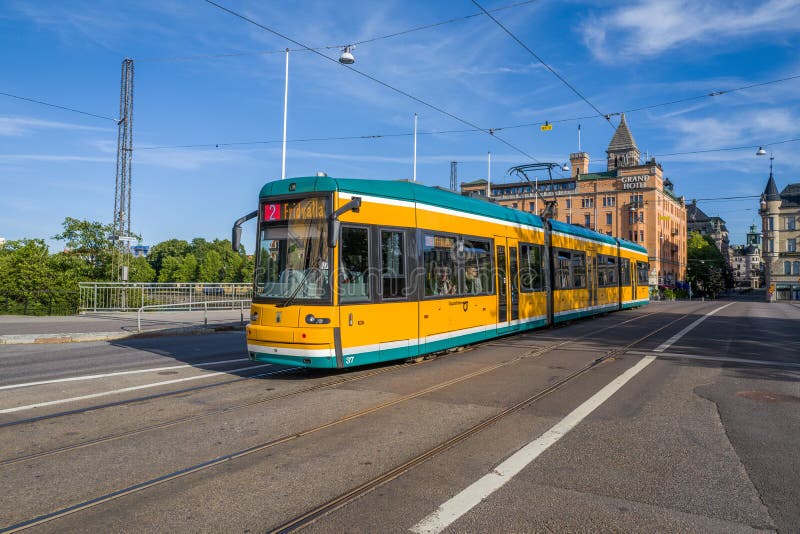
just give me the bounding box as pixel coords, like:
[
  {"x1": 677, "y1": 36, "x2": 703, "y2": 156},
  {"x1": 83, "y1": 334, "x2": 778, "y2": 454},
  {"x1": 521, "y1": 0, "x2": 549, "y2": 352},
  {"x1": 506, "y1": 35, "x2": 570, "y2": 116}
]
[{"x1": 461, "y1": 114, "x2": 687, "y2": 286}]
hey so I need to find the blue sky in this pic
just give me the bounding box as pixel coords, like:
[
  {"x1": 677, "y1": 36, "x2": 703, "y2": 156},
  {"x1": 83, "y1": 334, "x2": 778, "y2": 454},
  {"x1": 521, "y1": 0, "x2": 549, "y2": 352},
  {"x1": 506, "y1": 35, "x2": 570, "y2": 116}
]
[{"x1": 2, "y1": 0, "x2": 799, "y2": 252}]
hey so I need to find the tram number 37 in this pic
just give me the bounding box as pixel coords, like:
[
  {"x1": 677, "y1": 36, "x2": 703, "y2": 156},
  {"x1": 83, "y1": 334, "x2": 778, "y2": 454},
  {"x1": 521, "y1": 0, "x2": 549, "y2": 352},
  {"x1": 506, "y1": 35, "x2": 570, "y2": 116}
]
[{"x1": 345, "y1": 356, "x2": 355, "y2": 365}]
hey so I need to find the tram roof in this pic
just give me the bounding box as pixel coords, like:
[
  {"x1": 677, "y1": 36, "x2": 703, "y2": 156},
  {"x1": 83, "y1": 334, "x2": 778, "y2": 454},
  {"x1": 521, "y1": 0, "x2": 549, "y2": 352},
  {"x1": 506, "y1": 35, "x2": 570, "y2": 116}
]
[
  {"x1": 260, "y1": 176, "x2": 647, "y2": 254},
  {"x1": 261, "y1": 176, "x2": 545, "y2": 229}
]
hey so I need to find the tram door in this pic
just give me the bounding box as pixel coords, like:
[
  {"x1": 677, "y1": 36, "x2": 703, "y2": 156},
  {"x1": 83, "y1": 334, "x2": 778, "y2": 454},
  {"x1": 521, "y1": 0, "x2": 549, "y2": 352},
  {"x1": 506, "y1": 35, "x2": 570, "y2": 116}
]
[
  {"x1": 495, "y1": 237, "x2": 520, "y2": 331},
  {"x1": 588, "y1": 253, "x2": 597, "y2": 308}
]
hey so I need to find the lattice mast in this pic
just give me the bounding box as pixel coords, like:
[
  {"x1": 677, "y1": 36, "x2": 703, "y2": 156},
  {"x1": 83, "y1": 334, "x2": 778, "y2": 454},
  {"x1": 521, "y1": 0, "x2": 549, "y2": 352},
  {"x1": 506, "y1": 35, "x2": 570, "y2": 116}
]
[{"x1": 112, "y1": 58, "x2": 134, "y2": 282}]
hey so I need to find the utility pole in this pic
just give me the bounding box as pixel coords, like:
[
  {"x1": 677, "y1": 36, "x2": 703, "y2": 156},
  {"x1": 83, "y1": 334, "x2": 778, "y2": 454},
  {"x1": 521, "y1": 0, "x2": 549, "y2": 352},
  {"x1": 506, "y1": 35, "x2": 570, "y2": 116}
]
[
  {"x1": 450, "y1": 161, "x2": 457, "y2": 191},
  {"x1": 112, "y1": 58, "x2": 134, "y2": 284}
]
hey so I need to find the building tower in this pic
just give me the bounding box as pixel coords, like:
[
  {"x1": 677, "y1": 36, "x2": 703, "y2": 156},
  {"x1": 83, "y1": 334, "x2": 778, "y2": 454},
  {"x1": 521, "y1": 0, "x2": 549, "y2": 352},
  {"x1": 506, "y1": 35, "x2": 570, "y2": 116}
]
[
  {"x1": 606, "y1": 113, "x2": 640, "y2": 171},
  {"x1": 112, "y1": 58, "x2": 134, "y2": 282},
  {"x1": 759, "y1": 157, "x2": 781, "y2": 300}
]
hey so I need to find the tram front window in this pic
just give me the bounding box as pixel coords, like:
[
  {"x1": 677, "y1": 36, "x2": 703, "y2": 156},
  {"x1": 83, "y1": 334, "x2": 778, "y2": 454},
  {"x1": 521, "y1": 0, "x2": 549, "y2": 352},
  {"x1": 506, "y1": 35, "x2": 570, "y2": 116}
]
[{"x1": 256, "y1": 219, "x2": 330, "y2": 301}]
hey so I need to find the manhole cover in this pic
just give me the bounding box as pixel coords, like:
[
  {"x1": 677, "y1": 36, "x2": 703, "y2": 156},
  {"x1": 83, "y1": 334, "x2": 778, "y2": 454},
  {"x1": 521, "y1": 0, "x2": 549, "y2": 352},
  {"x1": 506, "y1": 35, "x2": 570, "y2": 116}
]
[{"x1": 737, "y1": 390, "x2": 800, "y2": 403}]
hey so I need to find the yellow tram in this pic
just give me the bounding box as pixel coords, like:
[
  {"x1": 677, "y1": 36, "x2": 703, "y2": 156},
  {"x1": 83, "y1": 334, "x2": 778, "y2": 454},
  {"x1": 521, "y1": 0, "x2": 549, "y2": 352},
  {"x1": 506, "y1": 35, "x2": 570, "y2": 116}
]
[{"x1": 232, "y1": 176, "x2": 649, "y2": 369}]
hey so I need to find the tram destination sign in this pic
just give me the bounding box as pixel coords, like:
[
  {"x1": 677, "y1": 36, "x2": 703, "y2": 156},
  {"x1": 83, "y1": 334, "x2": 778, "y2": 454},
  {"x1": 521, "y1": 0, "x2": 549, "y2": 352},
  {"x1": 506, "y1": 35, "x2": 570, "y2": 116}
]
[
  {"x1": 263, "y1": 197, "x2": 327, "y2": 221},
  {"x1": 620, "y1": 174, "x2": 649, "y2": 190}
]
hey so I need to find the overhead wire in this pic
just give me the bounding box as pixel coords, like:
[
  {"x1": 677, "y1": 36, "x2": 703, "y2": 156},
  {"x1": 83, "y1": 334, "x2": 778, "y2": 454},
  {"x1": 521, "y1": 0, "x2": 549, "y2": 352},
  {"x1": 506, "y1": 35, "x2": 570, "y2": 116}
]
[
  {"x1": 470, "y1": 0, "x2": 613, "y2": 129},
  {"x1": 137, "y1": 0, "x2": 540, "y2": 62},
  {"x1": 0, "y1": 91, "x2": 118, "y2": 123},
  {"x1": 202, "y1": 0, "x2": 543, "y2": 165}
]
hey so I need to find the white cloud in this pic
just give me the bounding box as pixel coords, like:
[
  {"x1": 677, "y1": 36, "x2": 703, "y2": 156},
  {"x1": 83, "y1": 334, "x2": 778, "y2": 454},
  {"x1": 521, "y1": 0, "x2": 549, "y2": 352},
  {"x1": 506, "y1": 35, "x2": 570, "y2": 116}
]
[
  {"x1": 0, "y1": 116, "x2": 111, "y2": 136},
  {"x1": 582, "y1": 0, "x2": 800, "y2": 62}
]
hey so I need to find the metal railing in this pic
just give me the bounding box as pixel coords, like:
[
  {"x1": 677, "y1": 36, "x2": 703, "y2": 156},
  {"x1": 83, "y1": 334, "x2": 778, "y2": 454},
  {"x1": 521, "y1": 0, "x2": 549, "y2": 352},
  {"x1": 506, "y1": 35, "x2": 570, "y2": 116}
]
[
  {"x1": 79, "y1": 282, "x2": 252, "y2": 312},
  {"x1": 137, "y1": 299, "x2": 250, "y2": 332}
]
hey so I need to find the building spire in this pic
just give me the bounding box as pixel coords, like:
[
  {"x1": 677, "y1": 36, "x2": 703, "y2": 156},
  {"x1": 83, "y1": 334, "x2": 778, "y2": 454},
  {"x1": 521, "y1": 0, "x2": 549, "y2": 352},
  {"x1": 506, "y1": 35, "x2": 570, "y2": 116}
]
[{"x1": 762, "y1": 155, "x2": 780, "y2": 202}]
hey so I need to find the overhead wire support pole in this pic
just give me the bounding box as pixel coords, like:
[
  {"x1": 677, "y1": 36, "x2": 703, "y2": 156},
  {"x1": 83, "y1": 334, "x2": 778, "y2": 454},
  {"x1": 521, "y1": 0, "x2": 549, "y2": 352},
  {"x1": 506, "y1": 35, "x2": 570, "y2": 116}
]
[
  {"x1": 413, "y1": 113, "x2": 417, "y2": 182},
  {"x1": 281, "y1": 48, "x2": 289, "y2": 179},
  {"x1": 112, "y1": 58, "x2": 134, "y2": 285}
]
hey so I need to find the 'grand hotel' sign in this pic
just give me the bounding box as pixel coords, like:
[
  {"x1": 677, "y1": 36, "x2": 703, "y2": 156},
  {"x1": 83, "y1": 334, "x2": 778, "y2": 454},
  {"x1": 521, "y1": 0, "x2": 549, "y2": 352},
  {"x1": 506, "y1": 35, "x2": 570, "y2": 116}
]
[{"x1": 620, "y1": 174, "x2": 649, "y2": 190}]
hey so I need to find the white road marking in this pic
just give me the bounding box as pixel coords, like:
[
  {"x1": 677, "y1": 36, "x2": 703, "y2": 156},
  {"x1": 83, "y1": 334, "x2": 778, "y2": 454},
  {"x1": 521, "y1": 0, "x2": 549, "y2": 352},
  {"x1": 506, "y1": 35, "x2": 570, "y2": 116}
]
[
  {"x1": 409, "y1": 356, "x2": 657, "y2": 534},
  {"x1": 411, "y1": 303, "x2": 730, "y2": 534},
  {"x1": 0, "y1": 358, "x2": 250, "y2": 391},
  {"x1": 653, "y1": 302, "x2": 733, "y2": 352},
  {"x1": 0, "y1": 363, "x2": 273, "y2": 414},
  {"x1": 629, "y1": 350, "x2": 800, "y2": 369}
]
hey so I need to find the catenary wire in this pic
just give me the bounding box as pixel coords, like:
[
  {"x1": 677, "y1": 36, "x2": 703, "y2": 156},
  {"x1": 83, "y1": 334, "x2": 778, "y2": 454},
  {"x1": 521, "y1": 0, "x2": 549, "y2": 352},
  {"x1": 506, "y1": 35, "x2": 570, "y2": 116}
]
[
  {"x1": 136, "y1": 0, "x2": 540, "y2": 62},
  {"x1": 202, "y1": 0, "x2": 543, "y2": 164},
  {"x1": 134, "y1": 69, "x2": 800, "y2": 152},
  {"x1": 470, "y1": 0, "x2": 613, "y2": 129},
  {"x1": 0, "y1": 91, "x2": 118, "y2": 122}
]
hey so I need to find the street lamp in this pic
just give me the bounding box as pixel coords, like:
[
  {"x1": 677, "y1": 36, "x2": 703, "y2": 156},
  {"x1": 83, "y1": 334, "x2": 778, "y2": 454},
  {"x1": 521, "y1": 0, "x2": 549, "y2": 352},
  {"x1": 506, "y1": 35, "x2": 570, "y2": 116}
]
[
  {"x1": 756, "y1": 146, "x2": 767, "y2": 156},
  {"x1": 561, "y1": 163, "x2": 569, "y2": 172},
  {"x1": 339, "y1": 45, "x2": 355, "y2": 65}
]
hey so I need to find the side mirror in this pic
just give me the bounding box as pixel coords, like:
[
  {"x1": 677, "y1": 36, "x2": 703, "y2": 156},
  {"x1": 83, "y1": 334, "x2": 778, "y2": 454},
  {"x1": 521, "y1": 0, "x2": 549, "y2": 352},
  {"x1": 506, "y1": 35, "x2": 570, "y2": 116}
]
[
  {"x1": 231, "y1": 210, "x2": 258, "y2": 252},
  {"x1": 232, "y1": 226, "x2": 242, "y2": 252},
  {"x1": 327, "y1": 196, "x2": 361, "y2": 249},
  {"x1": 328, "y1": 219, "x2": 341, "y2": 249}
]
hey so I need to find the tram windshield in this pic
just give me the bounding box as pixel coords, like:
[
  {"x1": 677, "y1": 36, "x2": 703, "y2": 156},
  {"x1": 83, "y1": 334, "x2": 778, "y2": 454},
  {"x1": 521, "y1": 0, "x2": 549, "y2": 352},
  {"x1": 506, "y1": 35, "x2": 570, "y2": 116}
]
[{"x1": 255, "y1": 198, "x2": 330, "y2": 302}]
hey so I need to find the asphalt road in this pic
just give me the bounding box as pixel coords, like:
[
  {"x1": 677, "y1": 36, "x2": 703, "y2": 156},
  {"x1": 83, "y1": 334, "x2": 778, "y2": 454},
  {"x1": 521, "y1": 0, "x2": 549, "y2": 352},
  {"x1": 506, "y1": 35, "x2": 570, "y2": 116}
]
[{"x1": 0, "y1": 298, "x2": 797, "y2": 533}]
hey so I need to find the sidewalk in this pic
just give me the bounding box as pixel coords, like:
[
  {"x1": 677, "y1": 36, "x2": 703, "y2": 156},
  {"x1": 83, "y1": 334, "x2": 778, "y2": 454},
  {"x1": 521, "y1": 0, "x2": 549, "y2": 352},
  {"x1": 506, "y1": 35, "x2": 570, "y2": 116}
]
[{"x1": 0, "y1": 310, "x2": 247, "y2": 345}]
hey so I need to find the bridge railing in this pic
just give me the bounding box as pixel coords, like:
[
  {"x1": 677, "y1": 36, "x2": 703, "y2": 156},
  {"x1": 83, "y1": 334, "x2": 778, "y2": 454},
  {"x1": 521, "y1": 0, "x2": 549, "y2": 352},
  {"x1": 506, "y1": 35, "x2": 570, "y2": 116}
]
[{"x1": 79, "y1": 282, "x2": 253, "y2": 312}]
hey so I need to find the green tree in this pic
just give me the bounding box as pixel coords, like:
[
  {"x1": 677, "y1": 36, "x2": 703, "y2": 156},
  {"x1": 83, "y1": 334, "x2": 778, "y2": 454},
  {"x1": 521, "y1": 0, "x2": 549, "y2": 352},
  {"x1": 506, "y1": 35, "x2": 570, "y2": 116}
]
[
  {"x1": 157, "y1": 256, "x2": 183, "y2": 283},
  {"x1": 687, "y1": 231, "x2": 727, "y2": 298},
  {"x1": 198, "y1": 250, "x2": 224, "y2": 282},
  {"x1": 53, "y1": 217, "x2": 115, "y2": 280},
  {"x1": 129, "y1": 256, "x2": 156, "y2": 283},
  {"x1": 147, "y1": 239, "x2": 190, "y2": 279},
  {"x1": 176, "y1": 254, "x2": 198, "y2": 282}
]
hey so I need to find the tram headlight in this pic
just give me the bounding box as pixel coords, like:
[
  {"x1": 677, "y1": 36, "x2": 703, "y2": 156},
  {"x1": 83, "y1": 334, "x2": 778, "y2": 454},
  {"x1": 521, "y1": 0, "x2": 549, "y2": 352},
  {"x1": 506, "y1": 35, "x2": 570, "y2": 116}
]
[{"x1": 305, "y1": 314, "x2": 330, "y2": 325}]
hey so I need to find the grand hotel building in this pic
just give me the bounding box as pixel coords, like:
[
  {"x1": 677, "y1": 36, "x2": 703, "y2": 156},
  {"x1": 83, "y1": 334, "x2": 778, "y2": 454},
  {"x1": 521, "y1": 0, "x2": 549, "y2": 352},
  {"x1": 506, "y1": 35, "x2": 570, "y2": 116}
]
[{"x1": 461, "y1": 114, "x2": 687, "y2": 286}]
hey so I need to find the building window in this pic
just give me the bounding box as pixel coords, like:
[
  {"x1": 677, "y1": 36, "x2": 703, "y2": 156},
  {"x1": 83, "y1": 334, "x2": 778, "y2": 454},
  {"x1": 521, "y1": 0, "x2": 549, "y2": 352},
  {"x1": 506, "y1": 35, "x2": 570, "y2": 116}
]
[
  {"x1": 768, "y1": 217, "x2": 774, "y2": 231},
  {"x1": 585, "y1": 214, "x2": 591, "y2": 227},
  {"x1": 785, "y1": 261, "x2": 792, "y2": 275},
  {"x1": 529, "y1": 202, "x2": 535, "y2": 212},
  {"x1": 606, "y1": 213, "x2": 613, "y2": 225},
  {"x1": 788, "y1": 239, "x2": 797, "y2": 253},
  {"x1": 566, "y1": 199, "x2": 571, "y2": 209},
  {"x1": 640, "y1": 230, "x2": 644, "y2": 241},
  {"x1": 581, "y1": 198, "x2": 594, "y2": 208},
  {"x1": 566, "y1": 215, "x2": 571, "y2": 224},
  {"x1": 602, "y1": 196, "x2": 616, "y2": 207},
  {"x1": 512, "y1": 203, "x2": 518, "y2": 209},
  {"x1": 788, "y1": 217, "x2": 797, "y2": 230},
  {"x1": 794, "y1": 261, "x2": 800, "y2": 275}
]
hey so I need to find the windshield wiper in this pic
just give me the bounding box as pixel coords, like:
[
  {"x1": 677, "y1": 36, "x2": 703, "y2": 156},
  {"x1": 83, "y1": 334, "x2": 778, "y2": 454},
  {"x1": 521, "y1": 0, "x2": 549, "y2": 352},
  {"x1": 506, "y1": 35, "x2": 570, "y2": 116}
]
[{"x1": 276, "y1": 269, "x2": 311, "y2": 308}]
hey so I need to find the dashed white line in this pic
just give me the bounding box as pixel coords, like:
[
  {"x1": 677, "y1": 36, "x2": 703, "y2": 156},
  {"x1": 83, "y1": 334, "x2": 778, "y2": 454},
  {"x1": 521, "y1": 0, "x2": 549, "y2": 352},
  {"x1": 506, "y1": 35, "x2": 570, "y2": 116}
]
[{"x1": 0, "y1": 358, "x2": 250, "y2": 391}]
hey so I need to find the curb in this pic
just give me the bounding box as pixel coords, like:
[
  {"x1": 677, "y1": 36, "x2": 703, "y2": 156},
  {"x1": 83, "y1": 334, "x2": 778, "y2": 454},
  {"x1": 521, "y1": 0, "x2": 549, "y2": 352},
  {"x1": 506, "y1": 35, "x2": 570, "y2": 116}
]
[{"x1": 0, "y1": 325, "x2": 246, "y2": 346}]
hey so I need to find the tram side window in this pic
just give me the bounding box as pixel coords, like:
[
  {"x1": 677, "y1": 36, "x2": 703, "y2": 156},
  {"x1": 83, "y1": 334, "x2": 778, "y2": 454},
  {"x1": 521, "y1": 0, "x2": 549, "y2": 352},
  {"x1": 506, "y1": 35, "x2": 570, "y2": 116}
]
[
  {"x1": 572, "y1": 251, "x2": 587, "y2": 288},
  {"x1": 381, "y1": 230, "x2": 406, "y2": 299},
  {"x1": 520, "y1": 243, "x2": 543, "y2": 291},
  {"x1": 620, "y1": 258, "x2": 631, "y2": 286},
  {"x1": 555, "y1": 249, "x2": 572, "y2": 290},
  {"x1": 340, "y1": 227, "x2": 370, "y2": 303},
  {"x1": 462, "y1": 239, "x2": 492, "y2": 295},
  {"x1": 598, "y1": 255, "x2": 617, "y2": 287},
  {"x1": 636, "y1": 261, "x2": 649, "y2": 285},
  {"x1": 424, "y1": 234, "x2": 458, "y2": 297}
]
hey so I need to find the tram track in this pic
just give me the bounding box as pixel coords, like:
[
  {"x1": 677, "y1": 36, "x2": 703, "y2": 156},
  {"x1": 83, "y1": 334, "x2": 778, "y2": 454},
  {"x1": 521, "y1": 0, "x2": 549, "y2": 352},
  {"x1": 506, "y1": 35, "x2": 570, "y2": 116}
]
[{"x1": 0, "y1": 307, "x2": 691, "y2": 533}]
